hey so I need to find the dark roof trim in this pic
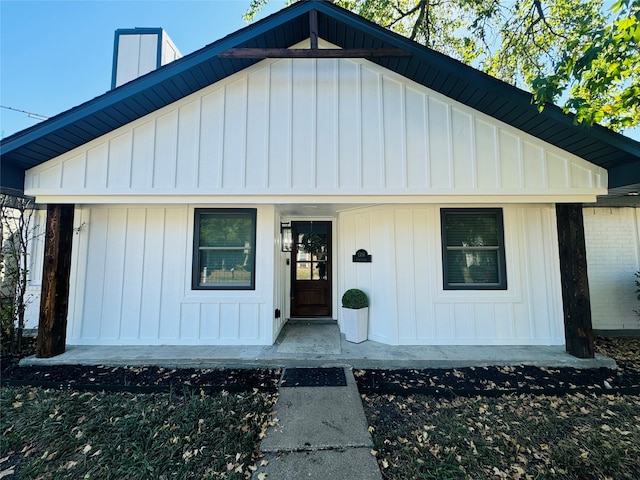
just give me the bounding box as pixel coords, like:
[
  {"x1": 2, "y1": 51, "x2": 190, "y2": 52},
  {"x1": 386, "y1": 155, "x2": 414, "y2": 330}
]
[{"x1": 1, "y1": 0, "x2": 638, "y2": 195}]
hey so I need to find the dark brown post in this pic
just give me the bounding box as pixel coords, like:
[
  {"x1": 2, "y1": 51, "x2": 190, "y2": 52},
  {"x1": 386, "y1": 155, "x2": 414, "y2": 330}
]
[
  {"x1": 36, "y1": 204, "x2": 75, "y2": 358},
  {"x1": 555, "y1": 203, "x2": 594, "y2": 358}
]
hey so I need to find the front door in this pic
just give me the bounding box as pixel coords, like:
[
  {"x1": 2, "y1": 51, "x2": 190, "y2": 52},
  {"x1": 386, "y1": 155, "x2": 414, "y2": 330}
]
[{"x1": 290, "y1": 221, "x2": 332, "y2": 317}]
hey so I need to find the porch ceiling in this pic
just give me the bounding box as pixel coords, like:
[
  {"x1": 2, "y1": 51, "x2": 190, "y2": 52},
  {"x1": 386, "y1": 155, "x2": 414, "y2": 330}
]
[{"x1": 276, "y1": 203, "x2": 375, "y2": 217}]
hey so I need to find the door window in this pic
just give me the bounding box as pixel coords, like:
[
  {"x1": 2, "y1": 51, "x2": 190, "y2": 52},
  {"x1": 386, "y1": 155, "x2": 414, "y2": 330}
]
[{"x1": 294, "y1": 223, "x2": 329, "y2": 281}]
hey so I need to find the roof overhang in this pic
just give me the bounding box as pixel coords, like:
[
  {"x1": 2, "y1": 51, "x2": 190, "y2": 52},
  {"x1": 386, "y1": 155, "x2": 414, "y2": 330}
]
[{"x1": 1, "y1": 0, "x2": 638, "y2": 196}]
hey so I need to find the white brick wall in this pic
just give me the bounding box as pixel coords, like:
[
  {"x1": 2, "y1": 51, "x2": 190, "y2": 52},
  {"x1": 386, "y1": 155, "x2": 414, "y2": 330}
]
[{"x1": 583, "y1": 207, "x2": 640, "y2": 330}]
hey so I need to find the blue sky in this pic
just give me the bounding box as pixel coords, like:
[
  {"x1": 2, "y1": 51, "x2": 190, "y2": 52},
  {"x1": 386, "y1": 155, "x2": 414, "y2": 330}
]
[{"x1": 0, "y1": 0, "x2": 286, "y2": 138}]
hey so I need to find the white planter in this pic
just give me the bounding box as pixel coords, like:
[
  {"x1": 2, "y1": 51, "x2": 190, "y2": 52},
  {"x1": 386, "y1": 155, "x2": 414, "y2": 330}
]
[{"x1": 342, "y1": 307, "x2": 368, "y2": 343}]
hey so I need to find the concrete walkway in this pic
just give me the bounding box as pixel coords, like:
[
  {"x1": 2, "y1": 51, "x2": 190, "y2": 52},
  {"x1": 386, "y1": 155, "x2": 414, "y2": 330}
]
[
  {"x1": 251, "y1": 367, "x2": 382, "y2": 480},
  {"x1": 20, "y1": 321, "x2": 616, "y2": 370}
]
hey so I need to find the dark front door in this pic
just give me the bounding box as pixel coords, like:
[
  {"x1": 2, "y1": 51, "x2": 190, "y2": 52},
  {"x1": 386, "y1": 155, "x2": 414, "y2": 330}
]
[{"x1": 290, "y1": 221, "x2": 332, "y2": 317}]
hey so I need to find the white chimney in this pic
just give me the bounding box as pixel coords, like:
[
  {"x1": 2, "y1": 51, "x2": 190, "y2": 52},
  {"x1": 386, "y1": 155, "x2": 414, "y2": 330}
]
[{"x1": 111, "y1": 28, "x2": 182, "y2": 89}]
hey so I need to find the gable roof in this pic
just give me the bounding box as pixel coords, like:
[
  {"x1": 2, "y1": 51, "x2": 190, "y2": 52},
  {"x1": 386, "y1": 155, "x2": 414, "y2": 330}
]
[{"x1": 1, "y1": 0, "x2": 639, "y2": 196}]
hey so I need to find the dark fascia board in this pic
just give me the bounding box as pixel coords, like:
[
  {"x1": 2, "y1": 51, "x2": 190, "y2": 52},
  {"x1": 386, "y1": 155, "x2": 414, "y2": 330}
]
[
  {"x1": 587, "y1": 193, "x2": 640, "y2": 207},
  {"x1": 0, "y1": 161, "x2": 26, "y2": 195},
  {"x1": 609, "y1": 163, "x2": 640, "y2": 192},
  {"x1": 1, "y1": 0, "x2": 639, "y2": 189}
]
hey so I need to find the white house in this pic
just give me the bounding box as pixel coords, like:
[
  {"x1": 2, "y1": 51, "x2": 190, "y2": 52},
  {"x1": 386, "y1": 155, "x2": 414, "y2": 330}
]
[{"x1": 1, "y1": 1, "x2": 639, "y2": 357}]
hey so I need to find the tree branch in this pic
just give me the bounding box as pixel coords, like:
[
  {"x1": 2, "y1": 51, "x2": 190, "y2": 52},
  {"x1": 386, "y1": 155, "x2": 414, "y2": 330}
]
[
  {"x1": 530, "y1": 0, "x2": 568, "y2": 40},
  {"x1": 411, "y1": 0, "x2": 429, "y2": 42}
]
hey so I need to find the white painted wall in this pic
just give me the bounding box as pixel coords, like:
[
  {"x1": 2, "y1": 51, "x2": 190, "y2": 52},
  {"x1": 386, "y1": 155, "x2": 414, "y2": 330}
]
[
  {"x1": 62, "y1": 202, "x2": 563, "y2": 346},
  {"x1": 338, "y1": 204, "x2": 565, "y2": 345},
  {"x1": 114, "y1": 30, "x2": 182, "y2": 88},
  {"x1": 584, "y1": 207, "x2": 640, "y2": 331},
  {"x1": 26, "y1": 53, "x2": 605, "y2": 201},
  {"x1": 160, "y1": 32, "x2": 181, "y2": 67},
  {"x1": 273, "y1": 214, "x2": 289, "y2": 340},
  {"x1": 65, "y1": 204, "x2": 276, "y2": 345},
  {"x1": 114, "y1": 33, "x2": 159, "y2": 88},
  {"x1": 21, "y1": 41, "x2": 611, "y2": 347},
  {"x1": 27, "y1": 202, "x2": 638, "y2": 344}
]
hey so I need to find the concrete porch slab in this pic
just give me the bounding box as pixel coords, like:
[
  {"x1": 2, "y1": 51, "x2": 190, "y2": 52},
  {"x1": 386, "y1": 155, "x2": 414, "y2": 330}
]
[
  {"x1": 276, "y1": 321, "x2": 341, "y2": 355},
  {"x1": 20, "y1": 332, "x2": 616, "y2": 370}
]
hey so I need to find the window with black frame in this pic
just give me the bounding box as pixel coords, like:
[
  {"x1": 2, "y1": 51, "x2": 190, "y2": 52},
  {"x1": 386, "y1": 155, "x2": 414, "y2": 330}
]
[
  {"x1": 192, "y1": 209, "x2": 256, "y2": 290},
  {"x1": 441, "y1": 208, "x2": 507, "y2": 290}
]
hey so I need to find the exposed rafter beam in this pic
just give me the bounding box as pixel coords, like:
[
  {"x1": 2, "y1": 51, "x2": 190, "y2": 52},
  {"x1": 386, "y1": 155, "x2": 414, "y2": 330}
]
[
  {"x1": 310, "y1": 9, "x2": 318, "y2": 50},
  {"x1": 217, "y1": 48, "x2": 411, "y2": 58},
  {"x1": 218, "y1": 9, "x2": 410, "y2": 59}
]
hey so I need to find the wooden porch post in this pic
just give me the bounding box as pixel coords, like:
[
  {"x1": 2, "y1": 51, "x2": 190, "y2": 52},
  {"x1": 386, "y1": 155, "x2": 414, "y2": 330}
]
[
  {"x1": 555, "y1": 203, "x2": 595, "y2": 359},
  {"x1": 36, "y1": 204, "x2": 74, "y2": 358}
]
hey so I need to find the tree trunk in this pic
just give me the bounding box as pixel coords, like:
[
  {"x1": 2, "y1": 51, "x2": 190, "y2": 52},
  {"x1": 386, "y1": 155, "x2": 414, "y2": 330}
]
[
  {"x1": 36, "y1": 204, "x2": 74, "y2": 358},
  {"x1": 556, "y1": 203, "x2": 594, "y2": 359}
]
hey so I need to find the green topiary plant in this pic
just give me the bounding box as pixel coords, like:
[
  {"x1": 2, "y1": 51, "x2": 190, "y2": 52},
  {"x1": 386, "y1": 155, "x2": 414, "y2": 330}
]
[{"x1": 341, "y1": 288, "x2": 369, "y2": 309}]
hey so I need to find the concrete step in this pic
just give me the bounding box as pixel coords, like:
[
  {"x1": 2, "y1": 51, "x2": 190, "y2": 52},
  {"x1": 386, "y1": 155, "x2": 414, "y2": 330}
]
[{"x1": 255, "y1": 449, "x2": 382, "y2": 480}]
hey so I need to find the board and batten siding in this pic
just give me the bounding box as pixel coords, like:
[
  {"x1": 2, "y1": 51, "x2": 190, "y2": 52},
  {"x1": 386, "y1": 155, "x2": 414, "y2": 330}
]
[
  {"x1": 584, "y1": 207, "x2": 640, "y2": 331},
  {"x1": 25, "y1": 55, "x2": 605, "y2": 201},
  {"x1": 338, "y1": 204, "x2": 564, "y2": 345},
  {"x1": 65, "y1": 204, "x2": 276, "y2": 345}
]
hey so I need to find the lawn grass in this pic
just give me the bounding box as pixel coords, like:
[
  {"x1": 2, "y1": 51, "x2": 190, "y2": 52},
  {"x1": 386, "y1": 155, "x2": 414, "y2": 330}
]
[
  {"x1": 1, "y1": 387, "x2": 276, "y2": 479},
  {"x1": 362, "y1": 337, "x2": 640, "y2": 480},
  {"x1": 363, "y1": 391, "x2": 640, "y2": 479}
]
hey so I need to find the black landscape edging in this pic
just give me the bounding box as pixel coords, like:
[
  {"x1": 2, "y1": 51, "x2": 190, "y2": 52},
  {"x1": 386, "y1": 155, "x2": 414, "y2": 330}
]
[
  {"x1": 4, "y1": 376, "x2": 639, "y2": 398},
  {"x1": 0, "y1": 378, "x2": 278, "y2": 394},
  {"x1": 356, "y1": 384, "x2": 640, "y2": 398}
]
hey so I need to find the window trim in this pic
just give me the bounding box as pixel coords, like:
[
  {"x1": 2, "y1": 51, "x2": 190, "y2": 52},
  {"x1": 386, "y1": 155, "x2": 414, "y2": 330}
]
[
  {"x1": 192, "y1": 208, "x2": 257, "y2": 291},
  {"x1": 440, "y1": 208, "x2": 507, "y2": 291}
]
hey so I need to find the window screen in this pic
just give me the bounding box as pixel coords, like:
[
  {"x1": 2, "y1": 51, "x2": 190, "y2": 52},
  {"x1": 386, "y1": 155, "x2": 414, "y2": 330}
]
[
  {"x1": 441, "y1": 209, "x2": 507, "y2": 290},
  {"x1": 192, "y1": 209, "x2": 256, "y2": 290}
]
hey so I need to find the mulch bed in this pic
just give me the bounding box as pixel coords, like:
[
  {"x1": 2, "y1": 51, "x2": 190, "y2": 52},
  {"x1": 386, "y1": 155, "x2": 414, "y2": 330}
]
[
  {"x1": 354, "y1": 364, "x2": 640, "y2": 397},
  {"x1": 1, "y1": 363, "x2": 282, "y2": 393},
  {"x1": 1, "y1": 336, "x2": 638, "y2": 395},
  {"x1": 354, "y1": 336, "x2": 640, "y2": 396},
  {"x1": 1, "y1": 337, "x2": 282, "y2": 393}
]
